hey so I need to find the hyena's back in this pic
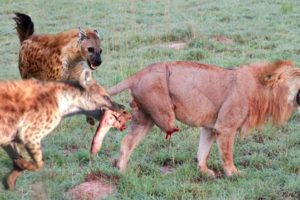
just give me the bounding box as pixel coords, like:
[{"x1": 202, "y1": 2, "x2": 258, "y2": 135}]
[{"x1": 0, "y1": 79, "x2": 59, "y2": 146}]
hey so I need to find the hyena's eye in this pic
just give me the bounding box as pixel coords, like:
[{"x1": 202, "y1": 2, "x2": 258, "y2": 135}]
[
  {"x1": 87, "y1": 47, "x2": 95, "y2": 53},
  {"x1": 103, "y1": 95, "x2": 110, "y2": 101}
]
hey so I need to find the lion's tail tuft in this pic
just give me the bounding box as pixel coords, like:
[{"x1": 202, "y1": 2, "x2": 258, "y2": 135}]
[{"x1": 13, "y1": 13, "x2": 34, "y2": 44}]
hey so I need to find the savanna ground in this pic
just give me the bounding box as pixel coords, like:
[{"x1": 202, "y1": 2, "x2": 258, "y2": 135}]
[{"x1": 0, "y1": 0, "x2": 299, "y2": 199}]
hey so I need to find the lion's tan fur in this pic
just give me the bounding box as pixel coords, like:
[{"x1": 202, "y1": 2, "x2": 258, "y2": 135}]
[{"x1": 108, "y1": 60, "x2": 300, "y2": 176}]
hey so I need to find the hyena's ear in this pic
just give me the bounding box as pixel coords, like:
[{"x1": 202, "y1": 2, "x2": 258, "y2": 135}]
[
  {"x1": 79, "y1": 69, "x2": 93, "y2": 88},
  {"x1": 94, "y1": 29, "x2": 100, "y2": 38},
  {"x1": 78, "y1": 27, "x2": 87, "y2": 41}
]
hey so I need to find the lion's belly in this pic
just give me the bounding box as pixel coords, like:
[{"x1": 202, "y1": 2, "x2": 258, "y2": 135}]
[{"x1": 172, "y1": 92, "x2": 218, "y2": 127}]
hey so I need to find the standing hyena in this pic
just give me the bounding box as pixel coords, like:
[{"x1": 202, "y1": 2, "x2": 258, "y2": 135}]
[
  {"x1": 13, "y1": 12, "x2": 102, "y2": 81},
  {"x1": 0, "y1": 69, "x2": 122, "y2": 190},
  {"x1": 14, "y1": 12, "x2": 103, "y2": 125}
]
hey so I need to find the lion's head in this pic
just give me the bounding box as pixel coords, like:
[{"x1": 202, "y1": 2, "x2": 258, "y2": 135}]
[
  {"x1": 242, "y1": 60, "x2": 300, "y2": 135},
  {"x1": 260, "y1": 60, "x2": 300, "y2": 111}
]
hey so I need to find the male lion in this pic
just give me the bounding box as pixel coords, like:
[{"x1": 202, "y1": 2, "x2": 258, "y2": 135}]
[
  {"x1": 106, "y1": 60, "x2": 300, "y2": 177},
  {"x1": 14, "y1": 13, "x2": 102, "y2": 81}
]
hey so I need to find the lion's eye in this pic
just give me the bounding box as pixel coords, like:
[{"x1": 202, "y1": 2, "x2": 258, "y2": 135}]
[{"x1": 87, "y1": 47, "x2": 94, "y2": 53}]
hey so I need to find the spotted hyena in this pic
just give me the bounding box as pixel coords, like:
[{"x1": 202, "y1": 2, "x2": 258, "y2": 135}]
[
  {"x1": 14, "y1": 12, "x2": 104, "y2": 125},
  {"x1": 0, "y1": 69, "x2": 122, "y2": 190},
  {"x1": 14, "y1": 12, "x2": 102, "y2": 81}
]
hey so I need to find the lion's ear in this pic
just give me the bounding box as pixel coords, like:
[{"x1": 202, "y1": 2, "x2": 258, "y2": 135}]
[
  {"x1": 261, "y1": 60, "x2": 294, "y2": 86},
  {"x1": 262, "y1": 73, "x2": 279, "y2": 86}
]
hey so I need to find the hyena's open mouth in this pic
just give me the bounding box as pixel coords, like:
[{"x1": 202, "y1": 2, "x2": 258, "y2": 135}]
[
  {"x1": 87, "y1": 59, "x2": 99, "y2": 70},
  {"x1": 296, "y1": 90, "x2": 300, "y2": 111}
]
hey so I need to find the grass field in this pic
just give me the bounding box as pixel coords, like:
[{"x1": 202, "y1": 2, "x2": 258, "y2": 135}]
[{"x1": 0, "y1": 0, "x2": 300, "y2": 199}]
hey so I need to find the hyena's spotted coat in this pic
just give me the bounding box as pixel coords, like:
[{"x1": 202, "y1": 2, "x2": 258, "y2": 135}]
[
  {"x1": 0, "y1": 69, "x2": 120, "y2": 189},
  {"x1": 14, "y1": 12, "x2": 102, "y2": 81}
]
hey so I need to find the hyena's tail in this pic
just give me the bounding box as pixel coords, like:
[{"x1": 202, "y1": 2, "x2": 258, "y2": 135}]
[
  {"x1": 108, "y1": 76, "x2": 136, "y2": 96},
  {"x1": 13, "y1": 13, "x2": 34, "y2": 44}
]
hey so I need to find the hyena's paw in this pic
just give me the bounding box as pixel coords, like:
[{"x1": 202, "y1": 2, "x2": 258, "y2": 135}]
[
  {"x1": 86, "y1": 116, "x2": 95, "y2": 126},
  {"x1": 112, "y1": 158, "x2": 118, "y2": 168},
  {"x1": 14, "y1": 159, "x2": 43, "y2": 171}
]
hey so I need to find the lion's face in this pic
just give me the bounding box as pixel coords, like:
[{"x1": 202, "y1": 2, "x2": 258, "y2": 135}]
[
  {"x1": 79, "y1": 29, "x2": 102, "y2": 70},
  {"x1": 286, "y1": 70, "x2": 300, "y2": 110}
]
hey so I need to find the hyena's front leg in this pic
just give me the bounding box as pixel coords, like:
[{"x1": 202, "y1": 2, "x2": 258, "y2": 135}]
[{"x1": 2, "y1": 144, "x2": 24, "y2": 190}]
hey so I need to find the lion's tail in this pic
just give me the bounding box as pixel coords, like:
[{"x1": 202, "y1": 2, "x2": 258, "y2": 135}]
[
  {"x1": 13, "y1": 13, "x2": 34, "y2": 44},
  {"x1": 108, "y1": 76, "x2": 136, "y2": 96}
]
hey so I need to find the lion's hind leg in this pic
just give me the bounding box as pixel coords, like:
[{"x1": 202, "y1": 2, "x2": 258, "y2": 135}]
[
  {"x1": 115, "y1": 105, "x2": 154, "y2": 172},
  {"x1": 197, "y1": 127, "x2": 217, "y2": 177}
]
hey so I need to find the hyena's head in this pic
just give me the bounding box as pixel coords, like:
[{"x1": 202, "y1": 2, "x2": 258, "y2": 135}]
[
  {"x1": 78, "y1": 28, "x2": 102, "y2": 70},
  {"x1": 78, "y1": 69, "x2": 124, "y2": 114}
]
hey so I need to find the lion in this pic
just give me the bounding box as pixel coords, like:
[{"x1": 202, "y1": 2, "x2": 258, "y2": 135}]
[
  {"x1": 13, "y1": 12, "x2": 102, "y2": 81},
  {"x1": 104, "y1": 60, "x2": 300, "y2": 177}
]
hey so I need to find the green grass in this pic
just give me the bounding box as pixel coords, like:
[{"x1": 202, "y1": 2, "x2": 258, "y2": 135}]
[{"x1": 0, "y1": 0, "x2": 300, "y2": 199}]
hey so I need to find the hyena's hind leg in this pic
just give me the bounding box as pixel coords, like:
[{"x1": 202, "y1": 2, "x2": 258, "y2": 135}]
[
  {"x1": 14, "y1": 140, "x2": 44, "y2": 171},
  {"x1": 2, "y1": 144, "x2": 25, "y2": 190},
  {"x1": 12, "y1": 127, "x2": 45, "y2": 171}
]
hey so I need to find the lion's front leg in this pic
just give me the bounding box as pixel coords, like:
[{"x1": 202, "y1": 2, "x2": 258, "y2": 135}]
[
  {"x1": 216, "y1": 130, "x2": 239, "y2": 176},
  {"x1": 213, "y1": 96, "x2": 247, "y2": 176},
  {"x1": 114, "y1": 108, "x2": 153, "y2": 172}
]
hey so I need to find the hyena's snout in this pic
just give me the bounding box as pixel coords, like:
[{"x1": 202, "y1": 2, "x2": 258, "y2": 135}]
[
  {"x1": 88, "y1": 51, "x2": 102, "y2": 69},
  {"x1": 112, "y1": 102, "x2": 125, "y2": 111},
  {"x1": 99, "y1": 95, "x2": 124, "y2": 112},
  {"x1": 93, "y1": 52, "x2": 102, "y2": 66}
]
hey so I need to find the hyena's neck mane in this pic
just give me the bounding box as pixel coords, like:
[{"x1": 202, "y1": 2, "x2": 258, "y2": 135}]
[
  {"x1": 31, "y1": 29, "x2": 79, "y2": 48},
  {"x1": 59, "y1": 30, "x2": 86, "y2": 67},
  {"x1": 58, "y1": 80, "x2": 85, "y2": 93},
  {"x1": 31, "y1": 29, "x2": 84, "y2": 67}
]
